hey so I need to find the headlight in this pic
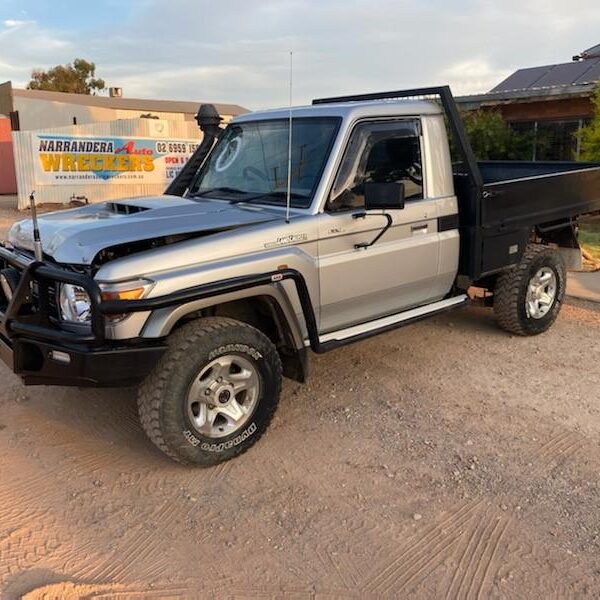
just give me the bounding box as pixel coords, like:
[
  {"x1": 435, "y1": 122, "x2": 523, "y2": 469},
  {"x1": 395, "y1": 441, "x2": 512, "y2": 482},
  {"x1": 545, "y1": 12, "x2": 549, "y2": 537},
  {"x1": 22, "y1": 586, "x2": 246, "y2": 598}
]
[
  {"x1": 58, "y1": 279, "x2": 153, "y2": 325},
  {"x1": 59, "y1": 284, "x2": 92, "y2": 323}
]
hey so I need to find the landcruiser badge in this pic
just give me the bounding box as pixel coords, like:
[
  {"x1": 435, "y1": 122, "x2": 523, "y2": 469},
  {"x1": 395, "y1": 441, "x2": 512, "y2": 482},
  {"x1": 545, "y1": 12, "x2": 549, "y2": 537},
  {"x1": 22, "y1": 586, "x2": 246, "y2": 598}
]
[{"x1": 264, "y1": 233, "x2": 308, "y2": 249}]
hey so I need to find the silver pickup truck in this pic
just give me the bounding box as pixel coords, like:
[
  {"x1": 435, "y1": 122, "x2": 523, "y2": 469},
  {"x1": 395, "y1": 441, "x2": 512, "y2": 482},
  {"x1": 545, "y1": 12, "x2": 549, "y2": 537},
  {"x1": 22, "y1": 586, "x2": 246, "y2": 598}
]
[{"x1": 1, "y1": 86, "x2": 600, "y2": 465}]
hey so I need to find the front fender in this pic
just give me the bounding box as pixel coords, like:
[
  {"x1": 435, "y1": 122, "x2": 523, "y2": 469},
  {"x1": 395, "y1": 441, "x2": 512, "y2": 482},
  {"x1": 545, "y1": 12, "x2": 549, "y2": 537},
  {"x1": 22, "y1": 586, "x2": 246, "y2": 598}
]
[{"x1": 140, "y1": 282, "x2": 307, "y2": 350}]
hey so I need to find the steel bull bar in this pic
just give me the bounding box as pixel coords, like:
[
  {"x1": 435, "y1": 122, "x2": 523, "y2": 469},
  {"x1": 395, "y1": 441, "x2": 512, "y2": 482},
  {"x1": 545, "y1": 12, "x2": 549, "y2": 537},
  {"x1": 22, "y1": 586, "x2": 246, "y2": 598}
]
[{"x1": 0, "y1": 246, "x2": 160, "y2": 385}]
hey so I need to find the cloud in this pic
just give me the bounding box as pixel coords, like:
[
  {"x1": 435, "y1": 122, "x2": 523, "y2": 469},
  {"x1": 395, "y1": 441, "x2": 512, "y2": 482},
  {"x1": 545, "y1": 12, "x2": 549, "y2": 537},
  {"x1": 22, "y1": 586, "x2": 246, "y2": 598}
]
[
  {"x1": 0, "y1": 0, "x2": 599, "y2": 108},
  {"x1": 3, "y1": 19, "x2": 32, "y2": 28},
  {"x1": 0, "y1": 19, "x2": 71, "y2": 79},
  {"x1": 441, "y1": 60, "x2": 512, "y2": 96}
]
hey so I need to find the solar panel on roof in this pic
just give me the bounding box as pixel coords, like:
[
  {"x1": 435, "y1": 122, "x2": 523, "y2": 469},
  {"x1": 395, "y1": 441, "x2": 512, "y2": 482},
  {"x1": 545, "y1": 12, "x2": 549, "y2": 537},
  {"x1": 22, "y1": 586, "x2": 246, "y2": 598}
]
[
  {"x1": 533, "y1": 60, "x2": 597, "y2": 87},
  {"x1": 490, "y1": 58, "x2": 600, "y2": 92},
  {"x1": 574, "y1": 59, "x2": 600, "y2": 84},
  {"x1": 490, "y1": 66, "x2": 552, "y2": 92}
]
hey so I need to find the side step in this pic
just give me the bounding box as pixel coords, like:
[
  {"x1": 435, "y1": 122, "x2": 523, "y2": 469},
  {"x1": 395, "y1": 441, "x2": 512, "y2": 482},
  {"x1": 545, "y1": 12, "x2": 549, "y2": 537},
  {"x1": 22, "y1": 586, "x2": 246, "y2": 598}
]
[{"x1": 315, "y1": 294, "x2": 468, "y2": 351}]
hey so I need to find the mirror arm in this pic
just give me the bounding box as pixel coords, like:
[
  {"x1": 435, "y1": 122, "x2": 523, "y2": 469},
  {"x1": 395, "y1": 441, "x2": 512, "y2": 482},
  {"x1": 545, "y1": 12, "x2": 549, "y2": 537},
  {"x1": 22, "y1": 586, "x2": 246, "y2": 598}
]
[{"x1": 353, "y1": 212, "x2": 393, "y2": 250}]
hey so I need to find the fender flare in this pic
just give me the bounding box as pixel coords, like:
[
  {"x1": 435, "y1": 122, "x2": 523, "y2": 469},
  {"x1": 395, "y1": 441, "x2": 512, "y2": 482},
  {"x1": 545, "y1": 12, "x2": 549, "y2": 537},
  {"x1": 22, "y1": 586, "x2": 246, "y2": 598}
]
[{"x1": 140, "y1": 282, "x2": 307, "y2": 351}]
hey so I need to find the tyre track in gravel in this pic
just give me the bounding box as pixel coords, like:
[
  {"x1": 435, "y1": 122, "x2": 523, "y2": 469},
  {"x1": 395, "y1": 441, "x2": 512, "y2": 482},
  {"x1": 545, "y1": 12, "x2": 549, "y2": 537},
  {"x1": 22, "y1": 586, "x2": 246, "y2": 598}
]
[
  {"x1": 70, "y1": 479, "x2": 237, "y2": 585},
  {"x1": 0, "y1": 505, "x2": 62, "y2": 583},
  {"x1": 498, "y1": 533, "x2": 594, "y2": 599},
  {"x1": 443, "y1": 508, "x2": 511, "y2": 600},
  {"x1": 361, "y1": 499, "x2": 510, "y2": 597},
  {"x1": 526, "y1": 430, "x2": 588, "y2": 478},
  {"x1": 6, "y1": 396, "x2": 149, "y2": 477},
  {"x1": 0, "y1": 463, "x2": 66, "y2": 585},
  {"x1": 0, "y1": 438, "x2": 171, "y2": 591},
  {"x1": 0, "y1": 451, "x2": 127, "y2": 593}
]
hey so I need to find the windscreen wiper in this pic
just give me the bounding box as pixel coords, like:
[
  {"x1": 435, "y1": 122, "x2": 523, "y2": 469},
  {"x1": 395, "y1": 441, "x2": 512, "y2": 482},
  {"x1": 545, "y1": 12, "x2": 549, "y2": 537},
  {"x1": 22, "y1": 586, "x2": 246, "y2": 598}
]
[
  {"x1": 189, "y1": 187, "x2": 248, "y2": 198},
  {"x1": 228, "y1": 191, "x2": 310, "y2": 205}
]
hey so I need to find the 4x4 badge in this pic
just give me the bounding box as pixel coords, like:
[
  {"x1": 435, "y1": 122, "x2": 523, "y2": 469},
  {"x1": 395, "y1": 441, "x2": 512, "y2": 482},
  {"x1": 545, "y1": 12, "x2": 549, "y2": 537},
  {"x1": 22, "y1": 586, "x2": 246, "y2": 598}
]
[{"x1": 264, "y1": 233, "x2": 308, "y2": 249}]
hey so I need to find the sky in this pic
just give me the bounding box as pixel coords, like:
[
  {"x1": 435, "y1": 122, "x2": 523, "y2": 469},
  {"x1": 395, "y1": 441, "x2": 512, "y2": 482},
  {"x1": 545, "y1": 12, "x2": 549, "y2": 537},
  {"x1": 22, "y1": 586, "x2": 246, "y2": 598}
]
[{"x1": 1, "y1": 0, "x2": 600, "y2": 110}]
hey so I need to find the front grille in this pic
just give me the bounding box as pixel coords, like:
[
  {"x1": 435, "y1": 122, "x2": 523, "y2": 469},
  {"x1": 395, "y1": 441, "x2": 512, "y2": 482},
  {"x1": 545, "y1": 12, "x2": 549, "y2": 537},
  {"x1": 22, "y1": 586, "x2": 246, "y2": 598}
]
[{"x1": 47, "y1": 282, "x2": 59, "y2": 320}]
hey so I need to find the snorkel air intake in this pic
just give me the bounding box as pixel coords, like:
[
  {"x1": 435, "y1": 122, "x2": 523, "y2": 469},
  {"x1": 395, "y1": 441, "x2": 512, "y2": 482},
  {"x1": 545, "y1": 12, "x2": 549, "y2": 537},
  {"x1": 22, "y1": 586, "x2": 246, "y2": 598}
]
[{"x1": 165, "y1": 104, "x2": 223, "y2": 196}]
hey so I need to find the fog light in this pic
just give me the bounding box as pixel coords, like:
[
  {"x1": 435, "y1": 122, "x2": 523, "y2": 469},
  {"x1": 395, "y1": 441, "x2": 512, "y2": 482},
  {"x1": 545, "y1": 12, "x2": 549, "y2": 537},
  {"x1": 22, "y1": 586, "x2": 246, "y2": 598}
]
[{"x1": 48, "y1": 350, "x2": 71, "y2": 364}]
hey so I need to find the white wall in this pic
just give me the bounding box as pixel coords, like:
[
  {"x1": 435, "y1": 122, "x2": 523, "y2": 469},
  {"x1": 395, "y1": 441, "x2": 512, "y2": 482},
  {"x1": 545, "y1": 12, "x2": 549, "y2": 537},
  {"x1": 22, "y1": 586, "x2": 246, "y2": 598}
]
[
  {"x1": 14, "y1": 97, "x2": 190, "y2": 130},
  {"x1": 14, "y1": 97, "x2": 116, "y2": 130}
]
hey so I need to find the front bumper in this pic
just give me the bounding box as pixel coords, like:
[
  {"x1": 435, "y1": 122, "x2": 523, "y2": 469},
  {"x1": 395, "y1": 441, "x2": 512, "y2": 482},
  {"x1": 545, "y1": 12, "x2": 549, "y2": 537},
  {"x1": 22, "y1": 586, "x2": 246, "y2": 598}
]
[{"x1": 0, "y1": 330, "x2": 166, "y2": 387}]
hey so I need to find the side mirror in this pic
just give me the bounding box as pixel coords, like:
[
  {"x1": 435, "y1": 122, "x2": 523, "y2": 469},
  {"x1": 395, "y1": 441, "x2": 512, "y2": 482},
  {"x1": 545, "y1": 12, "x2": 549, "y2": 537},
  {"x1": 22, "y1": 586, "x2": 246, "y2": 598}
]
[{"x1": 364, "y1": 182, "x2": 405, "y2": 210}]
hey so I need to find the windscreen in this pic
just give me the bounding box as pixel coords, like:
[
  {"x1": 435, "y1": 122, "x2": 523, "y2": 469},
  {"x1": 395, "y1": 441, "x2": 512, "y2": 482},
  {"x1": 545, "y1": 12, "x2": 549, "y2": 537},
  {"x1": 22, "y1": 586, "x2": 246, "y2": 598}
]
[{"x1": 188, "y1": 117, "x2": 340, "y2": 208}]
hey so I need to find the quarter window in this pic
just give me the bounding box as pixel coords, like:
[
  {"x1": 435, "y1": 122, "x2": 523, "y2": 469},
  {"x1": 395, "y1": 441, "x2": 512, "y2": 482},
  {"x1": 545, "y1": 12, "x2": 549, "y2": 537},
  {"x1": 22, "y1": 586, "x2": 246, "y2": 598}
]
[{"x1": 328, "y1": 120, "x2": 423, "y2": 211}]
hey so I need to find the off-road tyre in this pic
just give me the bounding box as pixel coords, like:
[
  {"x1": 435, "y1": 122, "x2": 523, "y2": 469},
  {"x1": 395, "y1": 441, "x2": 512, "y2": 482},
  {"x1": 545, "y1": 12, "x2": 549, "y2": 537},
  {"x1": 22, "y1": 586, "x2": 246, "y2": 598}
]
[
  {"x1": 494, "y1": 244, "x2": 566, "y2": 336},
  {"x1": 138, "y1": 317, "x2": 282, "y2": 466}
]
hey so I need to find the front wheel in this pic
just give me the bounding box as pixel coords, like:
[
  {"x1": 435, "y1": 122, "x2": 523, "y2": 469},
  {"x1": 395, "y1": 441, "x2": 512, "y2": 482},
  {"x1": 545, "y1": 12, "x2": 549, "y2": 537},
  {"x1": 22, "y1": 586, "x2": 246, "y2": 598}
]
[
  {"x1": 138, "y1": 317, "x2": 282, "y2": 466},
  {"x1": 493, "y1": 244, "x2": 566, "y2": 336}
]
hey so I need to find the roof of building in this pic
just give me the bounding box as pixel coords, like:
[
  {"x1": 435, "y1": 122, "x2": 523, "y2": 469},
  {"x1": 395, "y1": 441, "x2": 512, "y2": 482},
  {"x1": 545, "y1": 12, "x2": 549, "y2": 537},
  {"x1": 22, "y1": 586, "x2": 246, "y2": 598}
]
[
  {"x1": 490, "y1": 57, "x2": 600, "y2": 93},
  {"x1": 456, "y1": 45, "x2": 600, "y2": 109},
  {"x1": 1, "y1": 82, "x2": 248, "y2": 117}
]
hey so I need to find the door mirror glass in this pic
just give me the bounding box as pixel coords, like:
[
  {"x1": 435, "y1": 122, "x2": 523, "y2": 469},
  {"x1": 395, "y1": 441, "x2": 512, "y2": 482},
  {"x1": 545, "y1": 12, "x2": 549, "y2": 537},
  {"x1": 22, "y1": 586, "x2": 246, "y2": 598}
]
[{"x1": 364, "y1": 181, "x2": 405, "y2": 210}]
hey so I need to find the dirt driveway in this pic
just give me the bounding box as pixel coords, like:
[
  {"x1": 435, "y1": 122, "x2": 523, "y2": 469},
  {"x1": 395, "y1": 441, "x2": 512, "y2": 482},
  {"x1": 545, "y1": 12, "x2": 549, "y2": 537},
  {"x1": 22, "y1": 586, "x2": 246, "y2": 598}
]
[{"x1": 1, "y1": 208, "x2": 600, "y2": 599}]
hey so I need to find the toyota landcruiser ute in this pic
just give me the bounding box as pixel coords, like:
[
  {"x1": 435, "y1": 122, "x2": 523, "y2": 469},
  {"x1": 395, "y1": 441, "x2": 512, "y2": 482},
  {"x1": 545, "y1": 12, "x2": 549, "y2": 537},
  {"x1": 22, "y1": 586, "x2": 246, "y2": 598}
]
[{"x1": 1, "y1": 87, "x2": 599, "y2": 465}]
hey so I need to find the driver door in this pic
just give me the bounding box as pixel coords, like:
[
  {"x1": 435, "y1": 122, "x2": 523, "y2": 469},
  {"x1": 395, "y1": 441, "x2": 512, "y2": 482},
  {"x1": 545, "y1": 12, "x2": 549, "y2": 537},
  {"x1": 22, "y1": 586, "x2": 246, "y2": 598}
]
[{"x1": 318, "y1": 119, "x2": 441, "y2": 333}]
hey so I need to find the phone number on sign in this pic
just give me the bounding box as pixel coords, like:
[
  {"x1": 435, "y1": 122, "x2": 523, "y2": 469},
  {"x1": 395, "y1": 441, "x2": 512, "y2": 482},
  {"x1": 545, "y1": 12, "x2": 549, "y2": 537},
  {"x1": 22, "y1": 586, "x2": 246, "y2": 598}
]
[{"x1": 155, "y1": 142, "x2": 199, "y2": 154}]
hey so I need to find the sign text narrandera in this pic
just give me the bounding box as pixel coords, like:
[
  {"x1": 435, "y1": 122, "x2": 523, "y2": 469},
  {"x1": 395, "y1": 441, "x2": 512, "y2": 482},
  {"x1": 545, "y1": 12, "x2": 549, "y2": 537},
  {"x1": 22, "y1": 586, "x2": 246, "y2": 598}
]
[{"x1": 33, "y1": 134, "x2": 199, "y2": 186}]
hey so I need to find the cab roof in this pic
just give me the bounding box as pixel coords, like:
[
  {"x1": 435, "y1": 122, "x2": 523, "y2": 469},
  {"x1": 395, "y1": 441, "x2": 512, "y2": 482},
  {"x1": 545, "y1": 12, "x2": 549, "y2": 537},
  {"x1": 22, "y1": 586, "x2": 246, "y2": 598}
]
[{"x1": 232, "y1": 98, "x2": 443, "y2": 123}]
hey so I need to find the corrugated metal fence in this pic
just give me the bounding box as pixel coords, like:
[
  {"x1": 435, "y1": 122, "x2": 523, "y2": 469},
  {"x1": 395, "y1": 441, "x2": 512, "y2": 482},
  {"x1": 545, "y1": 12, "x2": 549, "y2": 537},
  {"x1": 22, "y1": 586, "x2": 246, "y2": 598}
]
[{"x1": 12, "y1": 118, "x2": 202, "y2": 209}]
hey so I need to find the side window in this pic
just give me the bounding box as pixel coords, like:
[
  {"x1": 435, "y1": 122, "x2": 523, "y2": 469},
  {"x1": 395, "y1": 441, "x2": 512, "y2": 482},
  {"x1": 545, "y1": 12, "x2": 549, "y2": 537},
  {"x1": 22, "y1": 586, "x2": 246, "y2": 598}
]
[{"x1": 328, "y1": 120, "x2": 423, "y2": 212}]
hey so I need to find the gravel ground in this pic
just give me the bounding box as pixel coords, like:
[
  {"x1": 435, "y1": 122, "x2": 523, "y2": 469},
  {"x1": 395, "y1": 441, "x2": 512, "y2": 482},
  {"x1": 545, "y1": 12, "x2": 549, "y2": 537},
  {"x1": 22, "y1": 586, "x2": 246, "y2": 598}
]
[{"x1": 1, "y1": 208, "x2": 600, "y2": 599}]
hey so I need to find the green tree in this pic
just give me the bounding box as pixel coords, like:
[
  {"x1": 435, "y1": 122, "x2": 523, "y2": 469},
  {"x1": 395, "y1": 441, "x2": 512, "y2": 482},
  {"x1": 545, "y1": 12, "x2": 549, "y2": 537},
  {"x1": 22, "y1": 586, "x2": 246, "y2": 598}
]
[
  {"x1": 579, "y1": 84, "x2": 600, "y2": 161},
  {"x1": 27, "y1": 59, "x2": 105, "y2": 95},
  {"x1": 462, "y1": 109, "x2": 533, "y2": 161}
]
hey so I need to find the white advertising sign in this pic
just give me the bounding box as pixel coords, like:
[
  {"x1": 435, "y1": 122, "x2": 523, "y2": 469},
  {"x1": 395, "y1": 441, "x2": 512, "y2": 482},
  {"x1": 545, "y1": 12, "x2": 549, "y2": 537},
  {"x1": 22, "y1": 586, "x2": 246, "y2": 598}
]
[{"x1": 32, "y1": 133, "x2": 199, "y2": 186}]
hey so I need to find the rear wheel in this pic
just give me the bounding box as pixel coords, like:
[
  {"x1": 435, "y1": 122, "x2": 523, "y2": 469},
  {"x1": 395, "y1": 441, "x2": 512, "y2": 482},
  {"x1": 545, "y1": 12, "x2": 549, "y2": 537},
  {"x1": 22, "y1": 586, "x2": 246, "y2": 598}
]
[
  {"x1": 494, "y1": 244, "x2": 566, "y2": 336},
  {"x1": 138, "y1": 317, "x2": 282, "y2": 466}
]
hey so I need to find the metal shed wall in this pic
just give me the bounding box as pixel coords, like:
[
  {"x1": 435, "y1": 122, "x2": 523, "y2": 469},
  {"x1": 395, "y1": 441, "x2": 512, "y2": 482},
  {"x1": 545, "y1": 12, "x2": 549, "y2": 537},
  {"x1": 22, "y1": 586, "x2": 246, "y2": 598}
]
[{"x1": 13, "y1": 118, "x2": 202, "y2": 209}]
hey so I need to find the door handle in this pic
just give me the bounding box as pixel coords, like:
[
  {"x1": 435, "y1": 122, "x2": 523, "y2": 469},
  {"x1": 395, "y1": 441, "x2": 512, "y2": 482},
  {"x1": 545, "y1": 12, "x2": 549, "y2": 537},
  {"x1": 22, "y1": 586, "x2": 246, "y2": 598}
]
[{"x1": 411, "y1": 224, "x2": 428, "y2": 235}]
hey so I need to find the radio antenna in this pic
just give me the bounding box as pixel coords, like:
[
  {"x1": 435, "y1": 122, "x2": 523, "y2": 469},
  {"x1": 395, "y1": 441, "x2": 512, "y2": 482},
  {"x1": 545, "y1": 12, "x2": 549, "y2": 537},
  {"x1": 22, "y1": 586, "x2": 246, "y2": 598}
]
[
  {"x1": 285, "y1": 51, "x2": 293, "y2": 224},
  {"x1": 29, "y1": 191, "x2": 43, "y2": 261}
]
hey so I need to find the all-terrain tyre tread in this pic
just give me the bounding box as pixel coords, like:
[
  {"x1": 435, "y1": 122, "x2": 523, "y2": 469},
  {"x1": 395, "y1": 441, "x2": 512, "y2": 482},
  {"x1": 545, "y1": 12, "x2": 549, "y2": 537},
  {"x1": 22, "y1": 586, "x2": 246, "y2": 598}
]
[{"x1": 137, "y1": 317, "x2": 282, "y2": 465}]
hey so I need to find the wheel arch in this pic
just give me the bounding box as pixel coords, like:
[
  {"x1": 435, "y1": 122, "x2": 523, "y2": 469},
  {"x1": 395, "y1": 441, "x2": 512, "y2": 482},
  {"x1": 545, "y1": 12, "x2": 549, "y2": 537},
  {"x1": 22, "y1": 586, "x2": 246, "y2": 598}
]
[
  {"x1": 141, "y1": 285, "x2": 308, "y2": 382},
  {"x1": 535, "y1": 221, "x2": 582, "y2": 271}
]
